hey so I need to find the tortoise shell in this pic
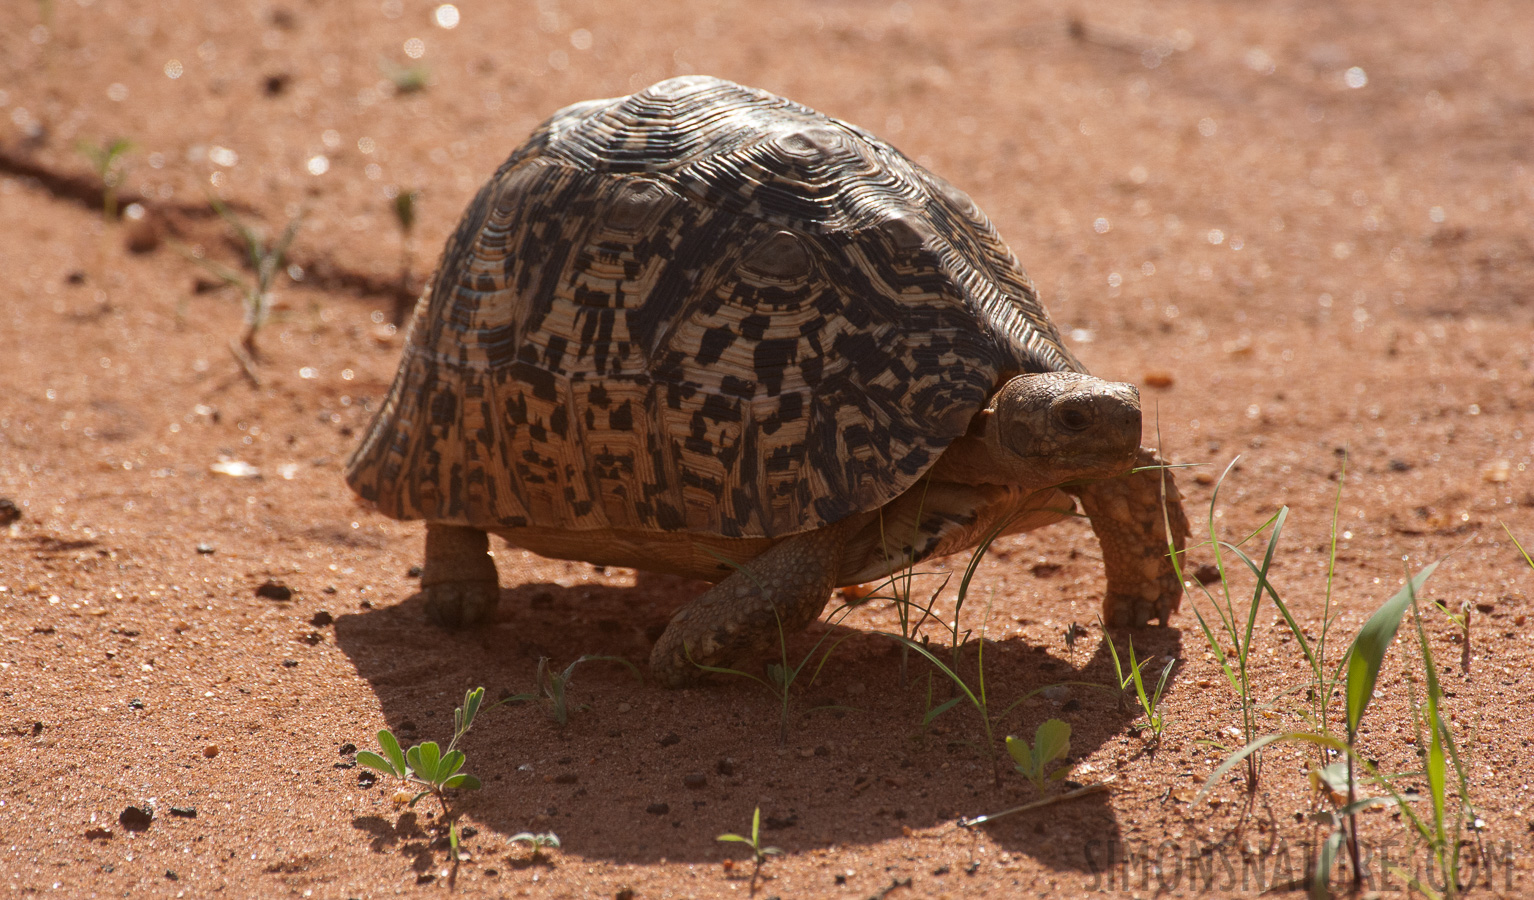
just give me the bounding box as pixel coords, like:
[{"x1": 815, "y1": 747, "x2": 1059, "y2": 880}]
[{"x1": 346, "y1": 75, "x2": 1085, "y2": 543}]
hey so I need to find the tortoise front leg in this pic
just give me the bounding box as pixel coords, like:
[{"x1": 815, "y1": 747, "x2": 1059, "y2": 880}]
[
  {"x1": 421, "y1": 522, "x2": 501, "y2": 627},
  {"x1": 1066, "y1": 447, "x2": 1191, "y2": 626},
  {"x1": 649, "y1": 520, "x2": 852, "y2": 688}
]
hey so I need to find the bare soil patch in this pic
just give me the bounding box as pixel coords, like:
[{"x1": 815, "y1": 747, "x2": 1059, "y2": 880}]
[{"x1": 3, "y1": 1, "x2": 1532, "y2": 897}]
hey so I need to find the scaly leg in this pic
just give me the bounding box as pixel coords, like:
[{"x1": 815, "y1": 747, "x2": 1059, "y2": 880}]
[
  {"x1": 649, "y1": 520, "x2": 851, "y2": 687},
  {"x1": 1067, "y1": 447, "x2": 1190, "y2": 626},
  {"x1": 421, "y1": 522, "x2": 500, "y2": 627}
]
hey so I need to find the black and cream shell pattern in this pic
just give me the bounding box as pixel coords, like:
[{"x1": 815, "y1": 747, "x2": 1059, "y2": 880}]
[{"x1": 346, "y1": 75, "x2": 1092, "y2": 559}]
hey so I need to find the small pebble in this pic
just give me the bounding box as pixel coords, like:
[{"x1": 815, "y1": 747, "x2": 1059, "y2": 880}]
[
  {"x1": 202, "y1": 745, "x2": 220, "y2": 759},
  {"x1": 716, "y1": 758, "x2": 736, "y2": 777},
  {"x1": 128, "y1": 698, "x2": 145, "y2": 709},
  {"x1": 310, "y1": 611, "x2": 334, "y2": 627},
  {"x1": 658, "y1": 731, "x2": 680, "y2": 747},
  {"x1": 195, "y1": 543, "x2": 215, "y2": 555},
  {"x1": 169, "y1": 806, "x2": 197, "y2": 818},
  {"x1": 616, "y1": 702, "x2": 632, "y2": 713},
  {"x1": 338, "y1": 742, "x2": 356, "y2": 755},
  {"x1": 255, "y1": 580, "x2": 292, "y2": 601},
  {"x1": 0, "y1": 498, "x2": 22, "y2": 525},
  {"x1": 1143, "y1": 370, "x2": 1175, "y2": 389},
  {"x1": 84, "y1": 827, "x2": 113, "y2": 840},
  {"x1": 645, "y1": 802, "x2": 669, "y2": 816},
  {"x1": 119, "y1": 806, "x2": 153, "y2": 832},
  {"x1": 282, "y1": 659, "x2": 299, "y2": 668},
  {"x1": 683, "y1": 773, "x2": 707, "y2": 789},
  {"x1": 407, "y1": 565, "x2": 423, "y2": 578},
  {"x1": 164, "y1": 870, "x2": 178, "y2": 882}
]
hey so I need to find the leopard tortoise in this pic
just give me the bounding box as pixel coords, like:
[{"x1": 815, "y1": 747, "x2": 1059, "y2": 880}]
[{"x1": 346, "y1": 75, "x2": 1190, "y2": 686}]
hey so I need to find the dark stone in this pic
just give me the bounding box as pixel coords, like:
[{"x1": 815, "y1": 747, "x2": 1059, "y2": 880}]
[
  {"x1": 169, "y1": 806, "x2": 197, "y2": 818},
  {"x1": 338, "y1": 742, "x2": 356, "y2": 755},
  {"x1": 255, "y1": 581, "x2": 292, "y2": 601},
  {"x1": 683, "y1": 773, "x2": 707, "y2": 789},
  {"x1": 0, "y1": 498, "x2": 21, "y2": 525},
  {"x1": 118, "y1": 806, "x2": 153, "y2": 832},
  {"x1": 645, "y1": 802, "x2": 669, "y2": 816},
  {"x1": 716, "y1": 758, "x2": 735, "y2": 776},
  {"x1": 310, "y1": 611, "x2": 334, "y2": 627},
  {"x1": 282, "y1": 659, "x2": 299, "y2": 668},
  {"x1": 658, "y1": 731, "x2": 680, "y2": 747}
]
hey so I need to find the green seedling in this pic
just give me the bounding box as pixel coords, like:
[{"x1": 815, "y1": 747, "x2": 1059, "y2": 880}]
[
  {"x1": 516, "y1": 654, "x2": 641, "y2": 726},
  {"x1": 1102, "y1": 627, "x2": 1173, "y2": 742},
  {"x1": 1171, "y1": 456, "x2": 1289, "y2": 790},
  {"x1": 1432, "y1": 598, "x2": 1472, "y2": 675},
  {"x1": 885, "y1": 610, "x2": 1109, "y2": 786},
  {"x1": 386, "y1": 61, "x2": 429, "y2": 93},
  {"x1": 688, "y1": 551, "x2": 857, "y2": 745},
  {"x1": 1005, "y1": 718, "x2": 1073, "y2": 792},
  {"x1": 1197, "y1": 561, "x2": 1465, "y2": 898},
  {"x1": 76, "y1": 138, "x2": 134, "y2": 223},
  {"x1": 389, "y1": 187, "x2": 419, "y2": 323},
  {"x1": 175, "y1": 198, "x2": 304, "y2": 370},
  {"x1": 509, "y1": 831, "x2": 561, "y2": 860},
  {"x1": 717, "y1": 807, "x2": 782, "y2": 895},
  {"x1": 357, "y1": 687, "x2": 487, "y2": 863}
]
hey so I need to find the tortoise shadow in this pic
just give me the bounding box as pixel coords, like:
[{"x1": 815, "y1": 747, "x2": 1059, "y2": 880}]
[{"x1": 332, "y1": 572, "x2": 1185, "y2": 874}]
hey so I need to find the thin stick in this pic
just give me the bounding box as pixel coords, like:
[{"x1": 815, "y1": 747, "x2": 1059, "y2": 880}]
[
  {"x1": 957, "y1": 783, "x2": 1111, "y2": 827},
  {"x1": 227, "y1": 340, "x2": 261, "y2": 388}
]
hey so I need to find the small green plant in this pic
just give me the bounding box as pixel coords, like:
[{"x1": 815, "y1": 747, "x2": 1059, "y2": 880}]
[
  {"x1": 1196, "y1": 561, "x2": 1481, "y2": 898},
  {"x1": 176, "y1": 198, "x2": 304, "y2": 370},
  {"x1": 1005, "y1": 718, "x2": 1073, "y2": 792},
  {"x1": 509, "y1": 831, "x2": 561, "y2": 860},
  {"x1": 1102, "y1": 627, "x2": 1173, "y2": 742},
  {"x1": 717, "y1": 807, "x2": 781, "y2": 894},
  {"x1": 357, "y1": 687, "x2": 487, "y2": 861},
  {"x1": 1171, "y1": 456, "x2": 1290, "y2": 790},
  {"x1": 517, "y1": 655, "x2": 641, "y2": 726},
  {"x1": 688, "y1": 552, "x2": 857, "y2": 745},
  {"x1": 386, "y1": 61, "x2": 430, "y2": 93},
  {"x1": 389, "y1": 186, "x2": 419, "y2": 323},
  {"x1": 76, "y1": 138, "x2": 134, "y2": 223}
]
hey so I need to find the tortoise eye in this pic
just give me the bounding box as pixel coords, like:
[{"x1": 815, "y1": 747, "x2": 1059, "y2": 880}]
[
  {"x1": 1056, "y1": 407, "x2": 1092, "y2": 432},
  {"x1": 741, "y1": 230, "x2": 812, "y2": 280}
]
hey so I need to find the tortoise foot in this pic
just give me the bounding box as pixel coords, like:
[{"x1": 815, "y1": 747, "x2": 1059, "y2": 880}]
[
  {"x1": 421, "y1": 523, "x2": 500, "y2": 629},
  {"x1": 424, "y1": 579, "x2": 501, "y2": 628}
]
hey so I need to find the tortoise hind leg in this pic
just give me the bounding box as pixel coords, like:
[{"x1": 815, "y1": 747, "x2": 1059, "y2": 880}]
[
  {"x1": 649, "y1": 520, "x2": 852, "y2": 688},
  {"x1": 1067, "y1": 447, "x2": 1191, "y2": 626},
  {"x1": 421, "y1": 523, "x2": 500, "y2": 627}
]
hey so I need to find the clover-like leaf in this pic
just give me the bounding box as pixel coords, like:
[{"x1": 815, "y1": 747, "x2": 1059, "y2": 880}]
[
  {"x1": 377, "y1": 729, "x2": 408, "y2": 776},
  {"x1": 356, "y1": 750, "x2": 401, "y2": 778}
]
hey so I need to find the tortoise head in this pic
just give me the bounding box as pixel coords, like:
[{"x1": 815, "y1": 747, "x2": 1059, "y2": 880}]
[{"x1": 976, "y1": 371, "x2": 1142, "y2": 488}]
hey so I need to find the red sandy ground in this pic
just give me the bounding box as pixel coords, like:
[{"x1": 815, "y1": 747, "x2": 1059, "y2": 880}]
[{"x1": 2, "y1": 1, "x2": 1533, "y2": 897}]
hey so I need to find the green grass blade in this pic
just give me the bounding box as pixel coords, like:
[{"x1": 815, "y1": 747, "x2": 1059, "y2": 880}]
[
  {"x1": 1311, "y1": 826, "x2": 1344, "y2": 900},
  {"x1": 1197, "y1": 731, "x2": 1345, "y2": 803},
  {"x1": 1345, "y1": 561, "x2": 1439, "y2": 736}
]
